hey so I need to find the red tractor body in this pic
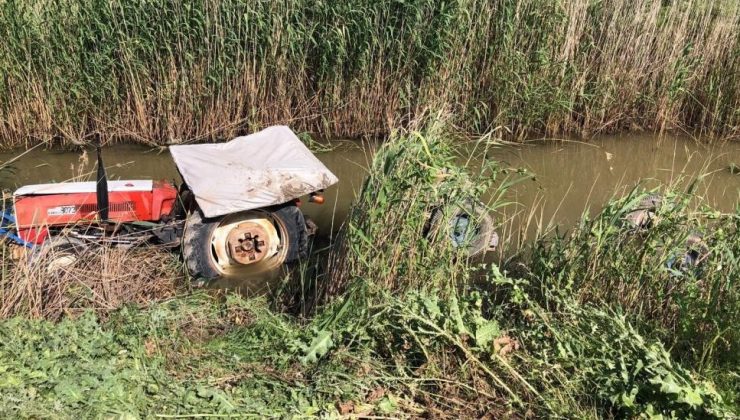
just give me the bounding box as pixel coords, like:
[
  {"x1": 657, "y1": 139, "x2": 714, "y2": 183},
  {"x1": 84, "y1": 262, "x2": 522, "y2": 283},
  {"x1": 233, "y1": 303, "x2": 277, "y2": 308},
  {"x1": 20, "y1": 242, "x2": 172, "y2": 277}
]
[{"x1": 14, "y1": 180, "x2": 178, "y2": 244}]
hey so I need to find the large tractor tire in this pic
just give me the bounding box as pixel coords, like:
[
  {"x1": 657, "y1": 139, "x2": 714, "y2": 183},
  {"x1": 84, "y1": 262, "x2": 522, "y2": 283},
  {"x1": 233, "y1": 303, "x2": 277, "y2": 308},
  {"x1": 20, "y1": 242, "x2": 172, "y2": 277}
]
[{"x1": 182, "y1": 204, "x2": 308, "y2": 285}]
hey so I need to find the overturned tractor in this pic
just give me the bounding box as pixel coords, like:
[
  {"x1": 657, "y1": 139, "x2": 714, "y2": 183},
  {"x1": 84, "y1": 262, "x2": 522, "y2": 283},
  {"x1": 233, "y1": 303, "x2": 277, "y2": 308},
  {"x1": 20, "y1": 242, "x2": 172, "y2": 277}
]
[{"x1": 2, "y1": 126, "x2": 337, "y2": 283}]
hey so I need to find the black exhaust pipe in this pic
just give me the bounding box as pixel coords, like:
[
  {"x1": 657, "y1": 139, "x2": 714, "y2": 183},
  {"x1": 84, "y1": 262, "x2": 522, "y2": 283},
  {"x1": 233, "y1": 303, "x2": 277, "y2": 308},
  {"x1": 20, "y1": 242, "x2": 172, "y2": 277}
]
[{"x1": 96, "y1": 144, "x2": 109, "y2": 222}]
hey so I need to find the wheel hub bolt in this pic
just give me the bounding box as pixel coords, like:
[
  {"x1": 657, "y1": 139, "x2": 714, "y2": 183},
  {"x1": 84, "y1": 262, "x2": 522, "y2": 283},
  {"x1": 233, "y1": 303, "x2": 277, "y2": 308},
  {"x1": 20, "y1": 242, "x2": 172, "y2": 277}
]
[{"x1": 236, "y1": 233, "x2": 265, "y2": 260}]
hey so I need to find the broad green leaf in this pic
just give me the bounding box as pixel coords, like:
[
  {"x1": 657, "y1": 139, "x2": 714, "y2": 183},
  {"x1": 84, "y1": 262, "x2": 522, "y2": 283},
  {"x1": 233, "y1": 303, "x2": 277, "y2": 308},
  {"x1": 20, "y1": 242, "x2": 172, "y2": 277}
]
[
  {"x1": 300, "y1": 330, "x2": 334, "y2": 364},
  {"x1": 474, "y1": 319, "x2": 500, "y2": 348},
  {"x1": 448, "y1": 296, "x2": 469, "y2": 336},
  {"x1": 422, "y1": 296, "x2": 442, "y2": 320},
  {"x1": 683, "y1": 389, "x2": 704, "y2": 407},
  {"x1": 653, "y1": 376, "x2": 682, "y2": 395},
  {"x1": 376, "y1": 396, "x2": 397, "y2": 414}
]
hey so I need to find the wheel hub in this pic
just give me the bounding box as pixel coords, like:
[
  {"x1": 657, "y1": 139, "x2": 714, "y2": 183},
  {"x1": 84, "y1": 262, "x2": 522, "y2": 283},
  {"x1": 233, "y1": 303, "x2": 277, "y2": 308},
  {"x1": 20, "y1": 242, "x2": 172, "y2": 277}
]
[
  {"x1": 226, "y1": 223, "x2": 269, "y2": 264},
  {"x1": 209, "y1": 212, "x2": 285, "y2": 273}
]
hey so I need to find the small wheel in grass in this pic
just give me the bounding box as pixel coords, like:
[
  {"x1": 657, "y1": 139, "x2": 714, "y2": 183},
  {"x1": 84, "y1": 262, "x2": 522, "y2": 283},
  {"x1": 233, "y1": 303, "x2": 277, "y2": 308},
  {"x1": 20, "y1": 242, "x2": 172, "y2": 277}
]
[
  {"x1": 30, "y1": 236, "x2": 87, "y2": 274},
  {"x1": 666, "y1": 232, "x2": 710, "y2": 275},
  {"x1": 430, "y1": 203, "x2": 495, "y2": 257},
  {"x1": 625, "y1": 194, "x2": 663, "y2": 229}
]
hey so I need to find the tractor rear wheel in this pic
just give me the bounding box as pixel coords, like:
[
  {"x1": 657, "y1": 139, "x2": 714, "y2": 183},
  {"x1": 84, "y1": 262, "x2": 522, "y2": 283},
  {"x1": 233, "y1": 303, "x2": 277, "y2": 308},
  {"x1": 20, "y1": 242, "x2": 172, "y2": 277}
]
[{"x1": 182, "y1": 204, "x2": 307, "y2": 285}]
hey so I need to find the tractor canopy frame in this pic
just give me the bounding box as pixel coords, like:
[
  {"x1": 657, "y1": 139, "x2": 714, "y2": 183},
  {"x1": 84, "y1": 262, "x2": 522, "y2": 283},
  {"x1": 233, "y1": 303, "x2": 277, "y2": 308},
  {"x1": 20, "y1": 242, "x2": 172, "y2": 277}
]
[{"x1": 169, "y1": 125, "x2": 338, "y2": 218}]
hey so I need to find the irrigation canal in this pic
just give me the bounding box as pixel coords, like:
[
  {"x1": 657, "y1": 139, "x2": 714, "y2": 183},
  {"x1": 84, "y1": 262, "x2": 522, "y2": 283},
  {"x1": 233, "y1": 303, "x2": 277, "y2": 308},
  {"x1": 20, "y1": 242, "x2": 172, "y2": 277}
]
[{"x1": 1, "y1": 134, "x2": 738, "y2": 244}]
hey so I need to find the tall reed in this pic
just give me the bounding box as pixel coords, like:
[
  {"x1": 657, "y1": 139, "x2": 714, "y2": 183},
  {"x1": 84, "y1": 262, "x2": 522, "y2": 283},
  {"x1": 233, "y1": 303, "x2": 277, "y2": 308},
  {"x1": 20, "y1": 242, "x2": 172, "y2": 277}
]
[{"x1": 0, "y1": 0, "x2": 738, "y2": 147}]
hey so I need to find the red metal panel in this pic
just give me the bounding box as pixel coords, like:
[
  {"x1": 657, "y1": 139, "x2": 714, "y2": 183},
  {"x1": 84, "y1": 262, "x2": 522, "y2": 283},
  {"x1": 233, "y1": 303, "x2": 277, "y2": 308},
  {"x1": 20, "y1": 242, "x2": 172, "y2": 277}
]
[
  {"x1": 17, "y1": 227, "x2": 48, "y2": 244},
  {"x1": 151, "y1": 181, "x2": 178, "y2": 219},
  {"x1": 13, "y1": 180, "x2": 179, "y2": 244},
  {"x1": 14, "y1": 190, "x2": 154, "y2": 228}
]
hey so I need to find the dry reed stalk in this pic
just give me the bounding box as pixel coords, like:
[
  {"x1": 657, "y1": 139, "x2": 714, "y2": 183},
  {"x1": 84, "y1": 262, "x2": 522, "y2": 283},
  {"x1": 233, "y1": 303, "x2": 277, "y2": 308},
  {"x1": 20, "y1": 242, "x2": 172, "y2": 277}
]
[
  {"x1": 0, "y1": 0, "x2": 737, "y2": 147},
  {"x1": 0, "y1": 244, "x2": 181, "y2": 321}
]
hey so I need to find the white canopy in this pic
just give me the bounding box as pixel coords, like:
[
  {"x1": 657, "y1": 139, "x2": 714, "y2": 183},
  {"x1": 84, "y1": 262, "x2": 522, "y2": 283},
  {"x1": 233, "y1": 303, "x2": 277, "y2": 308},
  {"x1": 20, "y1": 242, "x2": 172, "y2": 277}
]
[
  {"x1": 15, "y1": 180, "x2": 153, "y2": 196},
  {"x1": 170, "y1": 126, "x2": 338, "y2": 218}
]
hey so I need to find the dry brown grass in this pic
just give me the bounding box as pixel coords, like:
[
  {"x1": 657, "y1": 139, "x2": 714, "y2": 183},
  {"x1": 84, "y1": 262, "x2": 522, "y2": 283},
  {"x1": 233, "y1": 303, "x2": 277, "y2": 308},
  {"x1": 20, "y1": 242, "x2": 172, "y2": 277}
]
[
  {"x1": 0, "y1": 243, "x2": 182, "y2": 321},
  {"x1": 0, "y1": 0, "x2": 737, "y2": 147}
]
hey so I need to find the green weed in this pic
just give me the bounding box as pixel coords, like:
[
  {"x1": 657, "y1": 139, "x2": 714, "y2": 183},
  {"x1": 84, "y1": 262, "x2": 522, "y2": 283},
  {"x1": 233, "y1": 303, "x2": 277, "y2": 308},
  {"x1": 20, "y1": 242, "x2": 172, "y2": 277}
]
[{"x1": 0, "y1": 294, "x2": 385, "y2": 417}]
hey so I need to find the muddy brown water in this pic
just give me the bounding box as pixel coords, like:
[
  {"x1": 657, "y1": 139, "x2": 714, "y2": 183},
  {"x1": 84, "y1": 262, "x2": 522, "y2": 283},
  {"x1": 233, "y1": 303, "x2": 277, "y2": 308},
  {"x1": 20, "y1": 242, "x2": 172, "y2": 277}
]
[
  {"x1": 1, "y1": 134, "x2": 738, "y2": 246},
  {"x1": 493, "y1": 134, "x2": 739, "y2": 247}
]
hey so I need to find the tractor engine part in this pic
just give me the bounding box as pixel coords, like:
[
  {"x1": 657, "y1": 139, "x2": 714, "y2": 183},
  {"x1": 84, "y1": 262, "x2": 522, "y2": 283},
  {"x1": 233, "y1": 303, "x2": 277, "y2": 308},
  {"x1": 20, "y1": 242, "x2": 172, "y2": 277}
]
[{"x1": 13, "y1": 180, "x2": 178, "y2": 244}]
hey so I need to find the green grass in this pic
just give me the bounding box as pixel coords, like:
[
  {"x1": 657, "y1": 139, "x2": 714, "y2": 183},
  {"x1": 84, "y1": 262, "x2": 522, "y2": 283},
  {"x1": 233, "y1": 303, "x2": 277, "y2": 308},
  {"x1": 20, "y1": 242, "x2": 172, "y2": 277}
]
[
  {"x1": 0, "y1": 125, "x2": 737, "y2": 417},
  {"x1": 0, "y1": 0, "x2": 738, "y2": 147},
  {"x1": 0, "y1": 294, "x2": 389, "y2": 417}
]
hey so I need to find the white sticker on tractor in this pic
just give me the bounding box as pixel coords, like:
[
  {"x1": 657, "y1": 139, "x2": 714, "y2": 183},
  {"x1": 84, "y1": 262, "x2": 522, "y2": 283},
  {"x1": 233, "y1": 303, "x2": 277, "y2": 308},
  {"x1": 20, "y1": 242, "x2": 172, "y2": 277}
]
[{"x1": 47, "y1": 205, "x2": 77, "y2": 216}]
